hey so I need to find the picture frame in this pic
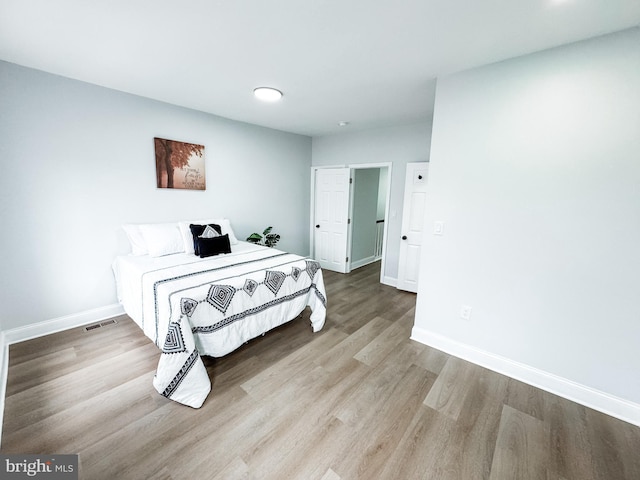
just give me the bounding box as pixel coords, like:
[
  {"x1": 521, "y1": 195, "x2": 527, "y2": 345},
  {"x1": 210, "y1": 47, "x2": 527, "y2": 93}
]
[{"x1": 154, "y1": 137, "x2": 206, "y2": 190}]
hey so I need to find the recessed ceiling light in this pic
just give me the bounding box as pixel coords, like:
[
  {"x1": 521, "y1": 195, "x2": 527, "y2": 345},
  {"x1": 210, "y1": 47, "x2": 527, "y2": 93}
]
[
  {"x1": 253, "y1": 87, "x2": 283, "y2": 102},
  {"x1": 338, "y1": 121, "x2": 350, "y2": 127}
]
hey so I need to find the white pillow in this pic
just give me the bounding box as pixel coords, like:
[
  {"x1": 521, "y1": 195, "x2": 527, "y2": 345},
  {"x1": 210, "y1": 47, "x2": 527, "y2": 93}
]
[
  {"x1": 139, "y1": 223, "x2": 185, "y2": 257},
  {"x1": 179, "y1": 218, "x2": 239, "y2": 254},
  {"x1": 122, "y1": 224, "x2": 148, "y2": 256}
]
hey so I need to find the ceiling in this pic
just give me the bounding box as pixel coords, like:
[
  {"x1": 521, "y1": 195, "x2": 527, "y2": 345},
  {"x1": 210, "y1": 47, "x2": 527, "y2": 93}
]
[{"x1": 1, "y1": 0, "x2": 638, "y2": 137}]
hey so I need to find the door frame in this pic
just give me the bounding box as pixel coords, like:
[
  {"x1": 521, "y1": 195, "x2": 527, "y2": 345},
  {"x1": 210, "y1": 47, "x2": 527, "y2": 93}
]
[{"x1": 310, "y1": 162, "x2": 392, "y2": 283}]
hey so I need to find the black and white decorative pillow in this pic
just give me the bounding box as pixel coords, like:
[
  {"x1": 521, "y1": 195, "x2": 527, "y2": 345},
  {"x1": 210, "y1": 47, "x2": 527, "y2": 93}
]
[
  {"x1": 200, "y1": 225, "x2": 221, "y2": 239},
  {"x1": 189, "y1": 224, "x2": 222, "y2": 255}
]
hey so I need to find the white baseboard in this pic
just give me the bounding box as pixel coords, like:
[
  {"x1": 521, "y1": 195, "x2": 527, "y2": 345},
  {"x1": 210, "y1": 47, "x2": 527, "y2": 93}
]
[
  {"x1": 0, "y1": 303, "x2": 124, "y2": 447},
  {"x1": 3, "y1": 303, "x2": 124, "y2": 346},
  {"x1": 350, "y1": 255, "x2": 377, "y2": 271},
  {"x1": 381, "y1": 275, "x2": 397, "y2": 287},
  {"x1": 410, "y1": 326, "x2": 640, "y2": 428}
]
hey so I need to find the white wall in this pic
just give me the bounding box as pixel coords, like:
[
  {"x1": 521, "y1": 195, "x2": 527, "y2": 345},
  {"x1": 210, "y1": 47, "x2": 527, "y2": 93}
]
[
  {"x1": 0, "y1": 61, "x2": 312, "y2": 331},
  {"x1": 312, "y1": 123, "x2": 432, "y2": 282},
  {"x1": 413, "y1": 28, "x2": 640, "y2": 419}
]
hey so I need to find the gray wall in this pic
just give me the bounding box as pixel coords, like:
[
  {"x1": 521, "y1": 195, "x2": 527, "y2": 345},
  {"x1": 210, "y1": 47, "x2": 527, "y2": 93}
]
[
  {"x1": 414, "y1": 28, "x2": 640, "y2": 406},
  {"x1": 312, "y1": 123, "x2": 432, "y2": 282},
  {"x1": 0, "y1": 61, "x2": 312, "y2": 331},
  {"x1": 377, "y1": 168, "x2": 388, "y2": 221}
]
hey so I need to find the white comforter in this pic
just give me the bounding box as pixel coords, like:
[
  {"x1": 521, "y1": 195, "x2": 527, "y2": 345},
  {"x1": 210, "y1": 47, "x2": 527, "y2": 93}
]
[{"x1": 113, "y1": 242, "x2": 327, "y2": 407}]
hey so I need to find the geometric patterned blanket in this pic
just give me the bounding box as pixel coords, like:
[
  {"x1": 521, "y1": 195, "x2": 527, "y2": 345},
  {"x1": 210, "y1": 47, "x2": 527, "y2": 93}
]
[{"x1": 143, "y1": 249, "x2": 327, "y2": 407}]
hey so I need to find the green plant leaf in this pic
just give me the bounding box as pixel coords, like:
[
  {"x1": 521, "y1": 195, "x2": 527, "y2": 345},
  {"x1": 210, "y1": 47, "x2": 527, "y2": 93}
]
[
  {"x1": 264, "y1": 233, "x2": 280, "y2": 247},
  {"x1": 248, "y1": 227, "x2": 280, "y2": 247}
]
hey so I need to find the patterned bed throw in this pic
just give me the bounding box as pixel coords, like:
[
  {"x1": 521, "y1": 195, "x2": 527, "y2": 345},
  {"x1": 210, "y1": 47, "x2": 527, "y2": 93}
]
[{"x1": 144, "y1": 249, "x2": 327, "y2": 407}]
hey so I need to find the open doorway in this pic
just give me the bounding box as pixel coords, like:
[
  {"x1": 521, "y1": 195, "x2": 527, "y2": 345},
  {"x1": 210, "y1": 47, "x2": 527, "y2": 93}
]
[
  {"x1": 350, "y1": 167, "x2": 388, "y2": 270},
  {"x1": 311, "y1": 163, "x2": 391, "y2": 283}
]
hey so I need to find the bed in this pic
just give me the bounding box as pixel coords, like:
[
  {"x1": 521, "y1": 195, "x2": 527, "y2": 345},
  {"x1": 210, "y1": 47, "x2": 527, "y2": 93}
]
[{"x1": 112, "y1": 218, "x2": 327, "y2": 408}]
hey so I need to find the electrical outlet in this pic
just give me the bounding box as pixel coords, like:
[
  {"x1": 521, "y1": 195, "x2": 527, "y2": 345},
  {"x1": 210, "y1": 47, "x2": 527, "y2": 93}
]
[{"x1": 460, "y1": 305, "x2": 472, "y2": 321}]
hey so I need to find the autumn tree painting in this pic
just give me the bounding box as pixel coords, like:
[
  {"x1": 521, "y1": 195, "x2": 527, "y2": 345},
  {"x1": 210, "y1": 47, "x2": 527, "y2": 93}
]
[{"x1": 154, "y1": 137, "x2": 206, "y2": 190}]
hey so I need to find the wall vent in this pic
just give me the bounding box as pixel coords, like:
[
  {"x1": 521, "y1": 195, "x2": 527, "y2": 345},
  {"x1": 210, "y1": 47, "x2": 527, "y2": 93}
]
[{"x1": 84, "y1": 318, "x2": 118, "y2": 332}]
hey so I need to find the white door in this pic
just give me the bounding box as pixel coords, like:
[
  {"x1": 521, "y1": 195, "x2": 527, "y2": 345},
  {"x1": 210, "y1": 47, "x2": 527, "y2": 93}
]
[
  {"x1": 397, "y1": 163, "x2": 429, "y2": 292},
  {"x1": 314, "y1": 168, "x2": 351, "y2": 273}
]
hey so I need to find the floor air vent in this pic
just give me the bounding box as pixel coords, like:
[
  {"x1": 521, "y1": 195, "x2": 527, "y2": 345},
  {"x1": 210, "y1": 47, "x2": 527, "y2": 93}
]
[{"x1": 84, "y1": 318, "x2": 118, "y2": 332}]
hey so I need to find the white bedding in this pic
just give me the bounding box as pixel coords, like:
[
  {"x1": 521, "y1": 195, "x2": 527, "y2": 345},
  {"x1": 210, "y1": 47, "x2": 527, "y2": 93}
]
[{"x1": 112, "y1": 241, "x2": 327, "y2": 407}]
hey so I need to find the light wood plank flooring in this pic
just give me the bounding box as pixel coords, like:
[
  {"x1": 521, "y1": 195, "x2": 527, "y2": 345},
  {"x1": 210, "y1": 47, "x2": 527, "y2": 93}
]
[{"x1": 3, "y1": 262, "x2": 640, "y2": 479}]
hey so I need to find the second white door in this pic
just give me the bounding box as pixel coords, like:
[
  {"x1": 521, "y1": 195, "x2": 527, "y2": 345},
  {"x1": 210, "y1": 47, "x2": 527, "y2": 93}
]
[
  {"x1": 397, "y1": 162, "x2": 429, "y2": 292},
  {"x1": 314, "y1": 168, "x2": 351, "y2": 273}
]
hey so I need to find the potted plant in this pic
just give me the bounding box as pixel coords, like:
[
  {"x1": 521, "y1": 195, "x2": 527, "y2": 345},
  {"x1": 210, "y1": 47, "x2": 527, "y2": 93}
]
[{"x1": 246, "y1": 226, "x2": 281, "y2": 248}]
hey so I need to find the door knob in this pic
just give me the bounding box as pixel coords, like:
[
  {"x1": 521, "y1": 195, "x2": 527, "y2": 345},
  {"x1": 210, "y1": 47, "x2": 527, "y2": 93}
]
[
  {"x1": 402, "y1": 235, "x2": 407, "y2": 240},
  {"x1": 316, "y1": 225, "x2": 320, "y2": 228},
  {"x1": 418, "y1": 175, "x2": 423, "y2": 180}
]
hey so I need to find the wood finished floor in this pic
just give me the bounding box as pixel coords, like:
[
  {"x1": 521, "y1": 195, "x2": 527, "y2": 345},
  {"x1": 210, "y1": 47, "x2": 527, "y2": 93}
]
[{"x1": 3, "y1": 261, "x2": 640, "y2": 479}]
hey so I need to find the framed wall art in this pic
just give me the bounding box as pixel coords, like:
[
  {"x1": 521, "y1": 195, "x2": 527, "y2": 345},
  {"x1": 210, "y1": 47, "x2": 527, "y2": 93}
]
[{"x1": 154, "y1": 137, "x2": 206, "y2": 190}]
